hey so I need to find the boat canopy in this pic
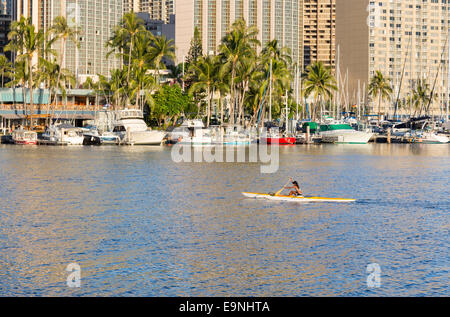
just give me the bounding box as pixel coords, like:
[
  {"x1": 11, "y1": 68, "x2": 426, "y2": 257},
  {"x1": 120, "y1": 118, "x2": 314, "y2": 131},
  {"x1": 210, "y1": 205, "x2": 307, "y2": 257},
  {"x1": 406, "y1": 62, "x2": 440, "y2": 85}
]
[
  {"x1": 320, "y1": 124, "x2": 354, "y2": 132},
  {"x1": 302, "y1": 122, "x2": 318, "y2": 133}
]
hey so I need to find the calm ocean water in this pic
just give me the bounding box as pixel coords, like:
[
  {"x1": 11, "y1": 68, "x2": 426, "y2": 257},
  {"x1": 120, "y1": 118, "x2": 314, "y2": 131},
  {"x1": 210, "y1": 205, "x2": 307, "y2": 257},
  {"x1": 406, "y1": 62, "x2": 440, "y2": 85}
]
[{"x1": 0, "y1": 144, "x2": 448, "y2": 296}]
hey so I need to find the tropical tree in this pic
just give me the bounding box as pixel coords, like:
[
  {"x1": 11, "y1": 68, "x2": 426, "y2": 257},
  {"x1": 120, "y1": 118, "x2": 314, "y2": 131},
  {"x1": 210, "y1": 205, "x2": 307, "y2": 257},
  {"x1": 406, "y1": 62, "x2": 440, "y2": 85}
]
[
  {"x1": 302, "y1": 61, "x2": 337, "y2": 121},
  {"x1": 186, "y1": 27, "x2": 203, "y2": 65},
  {"x1": 49, "y1": 16, "x2": 80, "y2": 93},
  {"x1": 82, "y1": 76, "x2": 97, "y2": 90},
  {"x1": 98, "y1": 69, "x2": 129, "y2": 110},
  {"x1": 219, "y1": 19, "x2": 260, "y2": 125},
  {"x1": 129, "y1": 31, "x2": 154, "y2": 109},
  {"x1": 0, "y1": 54, "x2": 12, "y2": 87},
  {"x1": 37, "y1": 57, "x2": 75, "y2": 124},
  {"x1": 262, "y1": 39, "x2": 292, "y2": 66},
  {"x1": 189, "y1": 55, "x2": 215, "y2": 127},
  {"x1": 411, "y1": 79, "x2": 435, "y2": 117},
  {"x1": 6, "y1": 16, "x2": 45, "y2": 127},
  {"x1": 151, "y1": 84, "x2": 193, "y2": 127},
  {"x1": 108, "y1": 12, "x2": 145, "y2": 84},
  {"x1": 368, "y1": 70, "x2": 393, "y2": 123},
  {"x1": 147, "y1": 34, "x2": 176, "y2": 83}
]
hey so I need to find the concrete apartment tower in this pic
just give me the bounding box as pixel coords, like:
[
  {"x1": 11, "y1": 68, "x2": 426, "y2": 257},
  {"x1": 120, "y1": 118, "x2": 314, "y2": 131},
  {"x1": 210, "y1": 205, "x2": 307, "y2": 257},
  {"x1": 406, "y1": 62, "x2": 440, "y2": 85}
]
[
  {"x1": 125, "y1": 1, "x2": 175, "y2": 23},
  {"x1": 336, "y1": 0, "x2": 450, "y2": 116},
  {"x1": 14, "y1": 0, "x2": 123, "y2": 79},
  {"x1": 302, "y1": 0, "x2": 335, "y2": 70},
  {"x1": 123, "y1": 0, "x2": 141, "y2": 13},
  {"x1": 141, "y1": 0, "x2": 175, "y2": 23},
  {"x1": 175, "y1": 0, "x2": 303, "y2": 65},
  {"x1": 175, "y1": 0, "x2": 336, "y2": 70}
]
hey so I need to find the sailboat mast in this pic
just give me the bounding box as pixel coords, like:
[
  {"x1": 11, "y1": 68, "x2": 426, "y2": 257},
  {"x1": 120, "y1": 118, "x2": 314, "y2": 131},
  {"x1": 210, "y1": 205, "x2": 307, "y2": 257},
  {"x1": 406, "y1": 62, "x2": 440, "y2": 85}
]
[
  {"x1": 447, "y1": 29, "x2": 450, "y2": 122},
  {"x1": 269, "y1": 59, "x2": 272, "y2": 122},
  {"x1": 394, "y1": 30, "x2": 412, "y2": 120},
  {"x1": 296, "y1": 65, "x2": 299, "y2": 121},
  {"x1": 336, "y1": 45, "x2": 340, "y2": 120}
]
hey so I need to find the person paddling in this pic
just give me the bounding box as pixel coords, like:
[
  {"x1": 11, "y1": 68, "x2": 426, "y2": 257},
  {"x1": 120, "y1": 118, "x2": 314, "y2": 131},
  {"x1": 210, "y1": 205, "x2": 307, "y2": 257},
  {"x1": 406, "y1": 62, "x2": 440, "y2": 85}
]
[{"x1": 284, "y1": 178, "x2": 303, "y2": 197}]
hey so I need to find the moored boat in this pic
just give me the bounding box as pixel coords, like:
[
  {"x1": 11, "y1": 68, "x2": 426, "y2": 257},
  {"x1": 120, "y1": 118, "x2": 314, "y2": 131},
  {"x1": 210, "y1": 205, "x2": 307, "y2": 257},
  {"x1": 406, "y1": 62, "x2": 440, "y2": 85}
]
[
  {"x1": 320, "y1": 123, "x2": 373, "y2": 144},
  {"x1": 259, "y1": 136, "x2": 296, "y2": 145},
  {"x1": 112, "y1": 109, "x2": 165, "y2": 145},
  {"x1": 12, "y1": 129, "x2": 38, "y2": 145}
]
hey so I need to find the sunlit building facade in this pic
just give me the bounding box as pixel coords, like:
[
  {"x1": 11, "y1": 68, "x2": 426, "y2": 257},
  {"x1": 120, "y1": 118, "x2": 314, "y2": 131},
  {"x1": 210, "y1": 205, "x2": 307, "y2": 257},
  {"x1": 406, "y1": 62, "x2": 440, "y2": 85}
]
[
  {"x1": 15, "y1": 0, "x2": 123, "y2": 78},
  {"x1": 336, "y1": 0, "x2": 450, "y2": 116},
  {"x1": 175, "y1": 0, "x2": 303, "y2": 66}
]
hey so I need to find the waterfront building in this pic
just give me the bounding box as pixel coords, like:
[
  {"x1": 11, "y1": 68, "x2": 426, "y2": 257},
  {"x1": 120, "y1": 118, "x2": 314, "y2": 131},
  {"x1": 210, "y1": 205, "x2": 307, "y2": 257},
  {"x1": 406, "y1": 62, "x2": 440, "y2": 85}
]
[
  {"x1": 14, "y1": 0, "x2": 123, "y2": 79},
  {"x1": 0, "y1": 88, "x2": 101, "y2": 132},
  {"x1": 336, "y1": 0, "x2": 450, "y2": 117}
]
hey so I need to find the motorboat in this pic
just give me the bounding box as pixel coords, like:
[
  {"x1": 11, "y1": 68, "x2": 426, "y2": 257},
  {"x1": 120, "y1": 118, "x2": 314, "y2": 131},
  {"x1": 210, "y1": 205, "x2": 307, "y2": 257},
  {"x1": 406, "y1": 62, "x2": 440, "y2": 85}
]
[
  {"x1": 112, "y1": 109, "x2": 166, "y2": 145},
  {"x1": 221, "y1": 125, "x2": 255, "y2": 145},
  {"x1": 259, "y1": 129, "x2": 296, "y2": 145},
  {"x1": 81, "y1": 125, "x2": 102, "y2": 145},
  {"x1": 12, "y1": 129, "x2": 38, "y2": 145},
  {"x1": 415, "y1": 131, "x2": 449, "y2": 144},
  {"x1": 167, "y1": 119, "x2": 204, "y2": 144},
  {"x1": 319, "y1": 123, "x2": 373, "y2": 144},
  {"x1": 178, "y1": 128, "x2": 213, "y2": 145},
  {"x1": 42, "y1": 123, "x2": 84, "y2": 145}
]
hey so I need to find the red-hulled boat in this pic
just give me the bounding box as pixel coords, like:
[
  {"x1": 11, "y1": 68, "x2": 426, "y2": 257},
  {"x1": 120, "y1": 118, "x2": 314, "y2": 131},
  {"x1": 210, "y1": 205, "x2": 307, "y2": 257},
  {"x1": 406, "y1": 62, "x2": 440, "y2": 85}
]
[{"x1": 260, "y1": 136, "x2": 296, "y2": 145}]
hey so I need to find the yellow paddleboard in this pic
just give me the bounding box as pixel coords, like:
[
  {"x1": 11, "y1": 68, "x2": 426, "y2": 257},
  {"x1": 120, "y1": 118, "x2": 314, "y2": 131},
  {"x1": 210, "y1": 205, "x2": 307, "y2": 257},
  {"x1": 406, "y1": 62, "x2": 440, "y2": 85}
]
[{"x1": 242, "y1": 192, "x2": 356, "y2": 203}]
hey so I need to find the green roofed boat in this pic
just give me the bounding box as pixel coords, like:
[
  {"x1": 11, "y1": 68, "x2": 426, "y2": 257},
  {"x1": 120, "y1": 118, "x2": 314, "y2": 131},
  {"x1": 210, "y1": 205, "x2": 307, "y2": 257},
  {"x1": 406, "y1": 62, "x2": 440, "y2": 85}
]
[{"x1": 319, "y1": 123, "x2": 373, "y2": 144}]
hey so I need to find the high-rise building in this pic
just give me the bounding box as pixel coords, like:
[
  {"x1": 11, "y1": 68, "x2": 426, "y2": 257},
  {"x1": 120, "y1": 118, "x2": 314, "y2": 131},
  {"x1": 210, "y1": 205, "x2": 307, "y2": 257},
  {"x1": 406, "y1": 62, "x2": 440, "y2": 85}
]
[
  {"x1": 336, "y1": 0, "x2": 450, "y2": 116},
  {"x1": 302, "y1": 0, "x2": 335, "y2": 70},
  {"x1": 175, "y1": 0, "x2": 303, "y2": 66},
  {"x1": 175, "y1": 0, "x2": 335, "y2": 70},
  {"x1": 0, "y1": 0, "x2": 13, "y2": 58},
  {"x1": 15, "y1": 0, "x2": 123, "y2": 78},
  {"x1": 123, "y1": 0, "x2": 140, "y2": 13},
  {"x1": 124, "y1": 1, "x2": 175, "y2": 23}
]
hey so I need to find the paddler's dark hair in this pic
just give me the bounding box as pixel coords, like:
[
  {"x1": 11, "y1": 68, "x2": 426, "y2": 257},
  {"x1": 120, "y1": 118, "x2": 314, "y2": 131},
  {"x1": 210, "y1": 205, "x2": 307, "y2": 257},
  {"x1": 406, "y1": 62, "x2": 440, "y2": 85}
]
[{"x1": 292, "y1": 181, "x2": 299, "y2": 186}]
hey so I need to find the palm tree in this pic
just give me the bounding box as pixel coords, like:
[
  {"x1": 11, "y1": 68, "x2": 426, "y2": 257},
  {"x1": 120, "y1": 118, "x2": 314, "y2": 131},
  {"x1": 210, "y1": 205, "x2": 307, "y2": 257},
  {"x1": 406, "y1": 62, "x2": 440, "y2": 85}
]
[
  {"x1": 262, "y1": 40, "x2": 292, "y2": 66},
  {"x1": 6, "y1": 61, "x2": 27, "y2": 113},
  {"x1": 99, "y1": 69, "x2": 129, "y2": 109},
  {"x1": 302, "y1": 61, "x2": 337, "y2": 121},
  {"x1": 6, "y1": 17, "x2": 45, "y2": 128},
  {"x1": 411, "y1": 79, "x2": 434, "y2": 117},
  {"x1": 49, "y1": 16, "x2": 80, "y2": 91},
  {"x1": 368, "y1": 70, "x2": 393, "y2": 124},
  {"x1": 37, "y1": 57, "x2": 75, "y2": 124},
  {"x1": 0, "y1": 54, "x2": 12, "y2": 87},
  {"x1": 235, "y1": 55, "x2": 261, "y2": 125},
  {"x1": 219, "y1": 19, "x2": 260, "y2": 125},
  {"x1": 189, "y1": 55, "x2": 215, "y2": 127},
  {"x1": 83, "y1": 76, "x2": 97, "y2": 90},
  {"x1": 130, "y1": 31, "x2": 153, "y2": 109},
  {"x1": 147, "y1": 34, "x2": 176, "y2": 84},
  {"x1": 108, "y1": 12, "x2": 145, "y2": 84}
]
